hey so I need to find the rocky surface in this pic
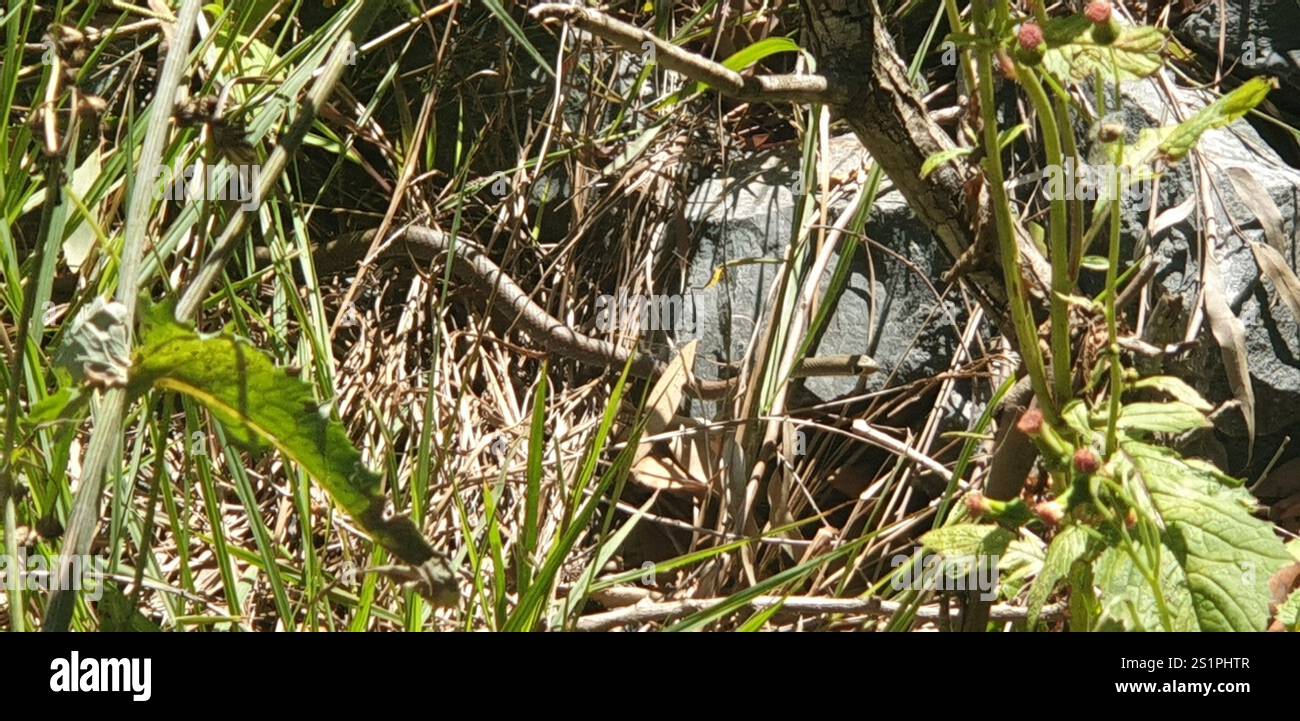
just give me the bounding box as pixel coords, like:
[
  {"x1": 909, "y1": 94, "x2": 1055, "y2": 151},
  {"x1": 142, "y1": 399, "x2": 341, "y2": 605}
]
[
  {"x1": 679, "y1": 73, "x2": 1300, "y2": 457},
  {"x1": 681, "y1": 135, "x2": 973, "y2": 418},
  {"x1": 1111, "y1": 73, "x2": 1300, "y2": 443},
  {"x1": 1176, "y1": 0, "x2": 1300, "y2": 115}
]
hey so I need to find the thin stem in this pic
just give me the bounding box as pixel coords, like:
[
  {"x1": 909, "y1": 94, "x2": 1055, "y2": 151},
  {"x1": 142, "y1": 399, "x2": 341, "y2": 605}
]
[
  {"x1": 970, "y1": 0, "x2": 1056, "y2": 423},
  {"x1": 175, "y1": 37, "x2": 356, "y2": 322},
  {"x1": 1104, "y1": 133, "x2": 1124, "y2": 455},
  {"x1": 1020, "y1": 67, "x2": 1071, "y2": 406},
  {"x1": 42, "y1": 0, "x2": 205, "y2": 631}
]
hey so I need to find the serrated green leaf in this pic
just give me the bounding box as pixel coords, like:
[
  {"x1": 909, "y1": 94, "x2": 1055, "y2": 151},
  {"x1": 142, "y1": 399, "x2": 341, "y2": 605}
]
[
  {"x1": 998, "y1": 533, "x2": 1045, "y2": 601},
  {"x1": 1158, "y1": 76, "x2": 1275, "y2": 162},
  {"x1": 1094, "y1": 543, "x2": 1199, "y2": 631},
  {"x1": 920, "y1": 523, "x2": 1014, "y2": 558},
  {"x1": 129, "y1": 316, "x2": 457, "y2": 604},
  {"x1": 1116, "y1": 440, "x2": 1292, "y2": 630},
  {"x1": 1116, "y1": 401, "x2": 1212, "y2": 434},
  {"x1": 1028, "y1": 524, "x2": 1091, "y2": 626},
  {"x1": 1278, "y1": 588, "x2": 1300, "y2": 629},
  {"x1": 1129, "y1": 376, "x2": 1213, "y2": 411},
  {"x1": 1041, "y1": 18, "x2": 1166, "y2": 83}
]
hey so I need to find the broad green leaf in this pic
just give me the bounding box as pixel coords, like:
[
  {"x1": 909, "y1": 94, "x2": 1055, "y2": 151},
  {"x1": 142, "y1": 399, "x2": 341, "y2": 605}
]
[
  {"x1": 1158, "y1": 76, "x2": 1275, "y2": 161},
  {"x1": 24, "y1": 384, "x2": 87, "y2": 427},
  {"x1": 1041, "y1": 17, "x2": 1166, "y2": 83},
  {"x1": 1094, "y1": 543, "x2": 1198, "y2": 631},
  {"x1": 1027, "y1": 524, "x2": 1091, "y2": 626},
  {"x1": 1277, "y1": 588, "x2": 1300, "y2": 629},
  {"x1": 920, "y1": 523, "x2": 1014, "y2": 558},
  {"x1": 1115, "y1": 401, "x2": 1212, "y2": 434},
  {"x1": 1129, "y1": 376, "x2": 1213, "y2": 411},
  {"x1": 1117, "y1": 440, "x2": 1292, "y2": 630},
  {"x1": 997, "y1": 533, "x2": 1045, "y2": 601},
  {"x1": 1060, "y1": 400, "x2": 1096, "y2": 444},
  {"x1": 129, "y1": 313, "x2": 457, "y2": 604}
]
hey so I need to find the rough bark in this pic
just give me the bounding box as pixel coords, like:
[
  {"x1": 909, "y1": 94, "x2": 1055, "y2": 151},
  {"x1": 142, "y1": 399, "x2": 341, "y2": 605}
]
[{"x1": 801, "y1": 0, "x2": 1051, "y2": 335}]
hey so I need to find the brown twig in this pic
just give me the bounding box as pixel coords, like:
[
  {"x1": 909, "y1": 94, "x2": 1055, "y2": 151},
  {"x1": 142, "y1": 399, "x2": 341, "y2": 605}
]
[
  {"x1": 574, "y1": 594, "x2": 1067, "y2": 631},
  {"x1": 529, "y1": 3, "x2": 848, "y2": 106}
]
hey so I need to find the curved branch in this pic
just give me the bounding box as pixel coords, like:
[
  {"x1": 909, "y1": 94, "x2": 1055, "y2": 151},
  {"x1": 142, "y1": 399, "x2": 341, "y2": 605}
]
[{"x1": 530, "y1": 3, "x2": 847, "y2": 105}]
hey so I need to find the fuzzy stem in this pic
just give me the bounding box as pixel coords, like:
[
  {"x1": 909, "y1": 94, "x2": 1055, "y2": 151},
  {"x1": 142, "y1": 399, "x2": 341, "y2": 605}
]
[
  {"x1": 1019, "y1": 68, "x2": 1071, "y2": 406},
  {"x1": 971, "y1": 0, "x2": 1056, "y2": 423}
]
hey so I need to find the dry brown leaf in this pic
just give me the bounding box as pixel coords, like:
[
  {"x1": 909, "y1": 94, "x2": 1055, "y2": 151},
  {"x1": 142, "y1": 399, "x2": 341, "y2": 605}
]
[
  {"x1": 1203, "y1": 250, "x2": 1255, "y2": 458},
  {"x1": 1250, "y1": 241, "x2": 1300, "y2": 327},
  {"x1": 638, "y1": 341, "x2": 697, "y2": 451},
  {"x1": 1226, "y1": 167, "x2": 1288, "y2": 251},
  {"x1": 1148, "y1": 193, "x2": 1195, "y2": 240},
  {"x1": 629, "y1": 341, "x2": 709, "y2": 496}
]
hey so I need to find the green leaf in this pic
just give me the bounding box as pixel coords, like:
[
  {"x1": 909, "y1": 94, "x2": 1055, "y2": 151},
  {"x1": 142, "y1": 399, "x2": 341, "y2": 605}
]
[
  {"x1": 1041, "y1": 17, "x2": 1166, "y2": 83},
  {"x1": 921, "y1": 147, "x2": 973, "y2": 179},
  {"x1": 24, "y1": 384, "x2": 87, "y2": 427},
  {"x1": 997, "y1": 533, "x2": 1045, "y2": 601},
  {"x1": 1158, "y1": 76, "x2": 1275, "y2": 162},
  {"x1": 1060, "y1": 400, "x2": 1097, "y2": 444},
  {"x1": 1067, "y1": 559, "x2": 1098, "y2": 631},
  {"x1": 1116, "y1": 440, "x2": 1293, "y2": 630},
  {"x1": 1129, "y1": 376, "x2": 1213, "y2": 411},
  {"x1": 129, "y1": 314, "x2": 457, "y2": 604},
  {"x1": 1079, "y1": 255, "x2": 1109, "y2": 271},
  {"x1": 1277, "y1": 587, "x2": 1300, "y2": 629},
  {"x1": 1027, "y1": 524, "x2": 1091, "y2": 626},
  {"x1": 481, "y1": 0, "x2": 554, "y2": 78},
  {"x1": 1115, "y1": 401, "x2": 1212, "y2": 434},
  {"x1": 925, "y1": 124, "x2": 1026, "y2": 179},
  {"x1": 98, "y1": 584, "x2": 161, "y2": 632},
  {"x1": 920, "y1": 523, "x2": 1014, "y2": 558},
  {"x1": 1094, "y1": 543, "x2": 1199, "y2": 631},
  {"x1": 663, "y1": 37, "x2": 801, "y2": 109}
]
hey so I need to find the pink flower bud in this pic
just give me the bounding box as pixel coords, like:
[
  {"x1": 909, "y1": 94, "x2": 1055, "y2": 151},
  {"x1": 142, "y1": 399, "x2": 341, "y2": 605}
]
[
  {"x1": 1018, "y1": 23, "x2": 1044, "y2": 52},
  {"x1": 1085, "y1": 1, "x2": 1113, "y2": 25}
]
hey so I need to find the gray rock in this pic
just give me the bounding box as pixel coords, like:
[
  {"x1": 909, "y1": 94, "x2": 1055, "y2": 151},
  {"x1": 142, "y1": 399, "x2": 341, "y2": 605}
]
[
  {"x1": 1176, "y1": 0, "x2": 1300, "y2": 112},
  {"x1": 678, "y1": 74, "x2": 1300, "y2": 445},
  {"x1": 681, "y1": 135, "x2": 972, "y2": 417},
  {"x1": 1115, "y1": 74, "x2": 1300, "y2": 439}
]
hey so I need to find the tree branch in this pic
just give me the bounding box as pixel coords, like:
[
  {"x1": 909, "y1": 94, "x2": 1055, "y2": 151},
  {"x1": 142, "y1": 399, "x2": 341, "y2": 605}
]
[{"x1": 529, "y1": 3, "x2": 848, "y2": 106}]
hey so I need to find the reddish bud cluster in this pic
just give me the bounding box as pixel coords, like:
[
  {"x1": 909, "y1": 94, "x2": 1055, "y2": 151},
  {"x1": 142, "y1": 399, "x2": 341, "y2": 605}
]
[
  {"x1": 1018, "y1": 22, "x2": 1044, "y2": 52},
  {"x1": 1073, "y1": 447, "x2": 1100, "y2": 474},
  {"x1": 965, "y1": 492, "x2": 992, "y2": 517},
  {"x1": 1016, "y1": 408, "x2": 1044, "y2": 436},
  {"x1": 1084, "y1": 0, "x2": 1113, "y2": 25},
  {"x1": 1034, "y1": 500, "x2": 1065, "y2": 526}
]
